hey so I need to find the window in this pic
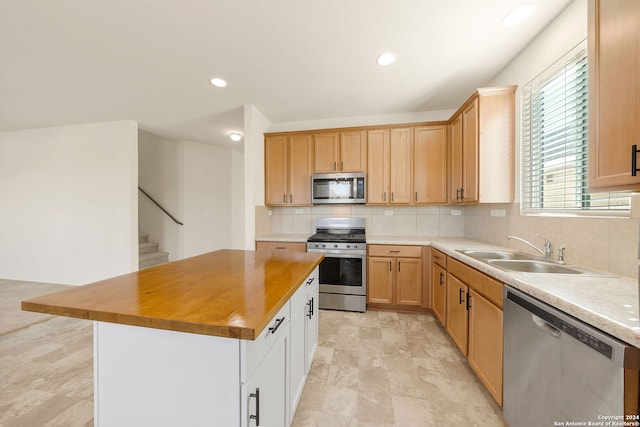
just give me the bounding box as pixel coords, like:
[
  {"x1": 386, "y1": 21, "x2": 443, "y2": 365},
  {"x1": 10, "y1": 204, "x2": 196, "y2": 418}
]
[{"x1": 521, "y1": 41, "x2": 630, "y2": 214}]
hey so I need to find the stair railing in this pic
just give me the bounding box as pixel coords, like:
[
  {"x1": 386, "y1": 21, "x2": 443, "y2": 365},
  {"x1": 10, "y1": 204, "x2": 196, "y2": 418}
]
[{"x1": 138, "y1": 187, "x2": 184, "y2": 226}]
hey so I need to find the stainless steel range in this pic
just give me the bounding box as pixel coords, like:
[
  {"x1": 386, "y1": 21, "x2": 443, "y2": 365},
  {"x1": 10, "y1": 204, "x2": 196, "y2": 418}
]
[{"x1": 307, "y1": 218, "x2": 366, "y2": 312}]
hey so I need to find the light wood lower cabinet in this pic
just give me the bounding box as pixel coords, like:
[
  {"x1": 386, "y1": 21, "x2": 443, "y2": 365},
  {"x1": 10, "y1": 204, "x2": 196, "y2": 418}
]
[
  {"x1": 430, "y1": 249, "x2": 504, "y2": 407},
  {"x1": 367, "y1": 245, "x2": 423, "y2": 310},
  {"x1": 468, "y1": 289, "x2": 503, "y2": 406},
  {"x1": 430, "y1": 249, "x2": 447, "y2": 326},
  {"x1": 255, "y1": 241, "x2": 307, "y2": 253},
  {"x1": 445, "y1": 273, "x2": 468, "y2": 355}
]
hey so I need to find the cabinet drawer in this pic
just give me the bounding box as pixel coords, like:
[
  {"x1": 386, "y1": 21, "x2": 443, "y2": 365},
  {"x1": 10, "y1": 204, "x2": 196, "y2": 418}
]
[
  {"x1": 368, "y1": 244, "x2": 422, "y2": 258},
  {"x1": 448, "y1": 258, "x2": 503, "y2": 308},
  {"x1": 242, "y1": 301, "x2": 291, "y2": 382},
  {"x1": 255, "y1": 241, "x2": 307, "y2": 252},
  {"x1": 431, "y1": 248, "x2": 447, "y2": 268}
]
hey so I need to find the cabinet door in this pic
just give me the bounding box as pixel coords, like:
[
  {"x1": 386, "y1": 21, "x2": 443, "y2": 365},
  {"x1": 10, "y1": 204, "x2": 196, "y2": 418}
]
[
  {"x1": 462, "y1": 99, "x2": 479, "y2": 203},
  {"x1": 468, "y1": 289, "x2": 503, "y2": 406},
  {"x1": 431, "y1": 263, "x2": 447, "y2": 326},
  {"x1": 314, "y1": 132, "x2": 339, "y2": 173},
  {"x1": 289, "y1": 293, "x2": 307, "y2": 414},
  {"x1": 247, "y1": 327, "x2": 289, "y2": 427},
  {"x1": 414, "y1": 125, "x2": 447, "y2": 204},
  {"x1": 450, "y1": 114, "x2": 463, "y2": 203},
  {"x1": 340, "y1": 130, "x2": 367, "y2": 172},
  {"x1": 389, "y1": 128, "x2": 413, "y2": 204},
  {"x1": 445, "y1": 274, "x2": 468, "y2": 355},
  {"x1": 288, "y1": 134, "x2": 313, "y2": 205},
  {"x1": 265, "y1": 136, "x2": 288, "y2": 206},
  {"x1": 396, "y1": 258, "x2": 422, "y2": 306},
  {"x1": 588, "y1": 0, "x2": 640, "y2": 190},
  {"x1": 367, "y1": 129, "x2": 390, "y2": 204},
  {"x1": 305, "y1": 279, "x2": 319, "y2": 372},
  {"x1": 367, "y1": 257, "x2": 393, "y2": 304}
]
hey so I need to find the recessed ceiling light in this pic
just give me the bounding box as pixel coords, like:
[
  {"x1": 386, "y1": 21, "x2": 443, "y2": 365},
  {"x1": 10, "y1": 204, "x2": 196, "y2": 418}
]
[
  {"x1": 210, "y1": 77, "x2": 227, "y2": 88},
  {"x1": 376, "y1": 52, "x2": 396, "y2": 66},
  {"x1": 502, "y1": 5, "x2": 535, "y2": 27},
  {"x1": 229, "y1": 132, "x2": 242, "y2": 142}
]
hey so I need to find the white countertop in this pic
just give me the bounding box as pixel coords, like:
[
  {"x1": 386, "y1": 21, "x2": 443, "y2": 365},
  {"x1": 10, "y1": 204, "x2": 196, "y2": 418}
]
[
  {"x1": 256, "y1": 234, "x2": 640, "y2": 347},
  {"x1": 255, "y1": 234, "x2": 310, "y2": 243}
]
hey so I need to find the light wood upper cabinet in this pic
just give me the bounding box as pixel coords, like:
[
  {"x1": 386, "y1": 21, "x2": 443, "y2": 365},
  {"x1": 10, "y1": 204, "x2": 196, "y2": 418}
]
[
  {"x1": 414, "y1": 125, "x2": 448, "y2": 204},
  {"x1": 450, "y1": 86, "x2": 515, "y2": 204},
  {"x1": 340, "y1": 130, "x2": 368, "y2": 172},
  {"x1": 367, "y1": 128, "x2": 413, "y2": 205},
  {"x1": 265, "y1": 134, "x2": 312, "y2": 206},
  {"x1": 314, "y1": 131, "x2": 367, "y2": 173},
  {"x1": 588, "y1": 0, "x2": 640, "y2": 191},
  {"x1": 366, "y1": 129, "x2": 390, "y2": 204}
]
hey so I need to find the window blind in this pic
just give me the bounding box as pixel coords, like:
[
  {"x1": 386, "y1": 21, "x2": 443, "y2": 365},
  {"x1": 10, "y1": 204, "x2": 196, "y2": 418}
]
[{"x1": 521, "y1": 41, "x2": 630, "y2": 213}]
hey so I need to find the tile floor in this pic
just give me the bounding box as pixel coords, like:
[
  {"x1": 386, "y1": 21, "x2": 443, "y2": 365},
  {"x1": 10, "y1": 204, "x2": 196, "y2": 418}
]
[{"x1": 0, "y1": 281, "x2": 506, "y2": 426}]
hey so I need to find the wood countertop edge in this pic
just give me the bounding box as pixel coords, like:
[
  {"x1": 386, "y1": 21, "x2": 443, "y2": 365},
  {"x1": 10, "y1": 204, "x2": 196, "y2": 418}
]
[{"x1": 22, "y1": 256, "x2": 323, "y2": 341}]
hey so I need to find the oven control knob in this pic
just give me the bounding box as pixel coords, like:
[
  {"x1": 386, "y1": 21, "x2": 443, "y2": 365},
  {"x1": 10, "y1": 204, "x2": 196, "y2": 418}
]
[
  {"x1": 346, "y1": 244, "x2": 351, "y2": 249},
  {"x1": 333, "y1": 244, "x2": 338, "y2": 248},
  {"x1": 321, "y1": 244, "x2": 326, "y2": 248}
]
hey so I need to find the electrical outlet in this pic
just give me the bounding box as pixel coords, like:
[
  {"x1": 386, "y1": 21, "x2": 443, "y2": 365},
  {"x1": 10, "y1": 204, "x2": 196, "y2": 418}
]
[
  {"x1": 267, "y1": 210, "x2": 272, "y2": 216},
  {"x1": 384, "y1": 210, "x2": 393, "y2": 216},
  {"x1": 294, "y1": 209, "x2": 303, "y2": 215},
  {"x1": 490, "y1": 209, "x2": 506, "y2": 217},
  {"x1": 451, "y1": 209, "x2": 462, "y2": 216}
]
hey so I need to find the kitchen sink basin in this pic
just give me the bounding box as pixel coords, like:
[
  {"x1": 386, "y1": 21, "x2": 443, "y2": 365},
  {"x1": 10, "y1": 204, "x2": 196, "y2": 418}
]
[
  {"x1": 488, "y1": 259, "x2": 583, "y2": 274},
  {"x1": 456, "y1": 249, "x2": 532, "y2": 261}
]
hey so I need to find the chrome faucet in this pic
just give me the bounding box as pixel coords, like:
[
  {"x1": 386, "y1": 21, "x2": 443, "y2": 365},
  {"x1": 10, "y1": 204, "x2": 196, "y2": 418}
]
[{"x1": 506, "y1": 235, "x2": 553, "y2": 260}]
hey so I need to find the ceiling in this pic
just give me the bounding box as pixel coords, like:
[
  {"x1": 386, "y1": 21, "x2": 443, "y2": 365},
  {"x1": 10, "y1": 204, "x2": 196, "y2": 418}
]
[{"x1": 0, "y1": 0, "x2": 573, "y2": 147}]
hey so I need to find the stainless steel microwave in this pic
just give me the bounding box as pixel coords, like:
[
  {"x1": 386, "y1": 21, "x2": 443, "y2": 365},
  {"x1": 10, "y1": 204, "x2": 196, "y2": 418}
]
[{"x1": 311, "y1": 172, "x2": 366, "y2": 204}]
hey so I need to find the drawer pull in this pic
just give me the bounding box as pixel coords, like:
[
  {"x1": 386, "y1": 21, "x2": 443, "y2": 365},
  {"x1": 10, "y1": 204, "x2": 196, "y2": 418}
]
[
  {"x1": 633, "y1": 144, "x2": 640, "y2": 176},
  {"x1": 306, "y1": 277, "x2": 314, "y2": 285},
  {"x1": 389, "y1": 250, "x2": 401, "y2": 253},
  {"x1": 250, "y1": 388, "x2": 260, "y2": 425},
  {"x1": 458, "y1": 288, "x2": 465, "y2": 305},
  {"x1": 439, "y1": 272, "x2": 444, "y2": 286},
  {"x1": 268, "y1": 317, "x2": 285, "y2": 334},
  {"x1": 275, "y1": 246, "x2": 286, "y2": 250},
  {"x1": 433, "y1": 255, "x2": 440, "y2": 260}
]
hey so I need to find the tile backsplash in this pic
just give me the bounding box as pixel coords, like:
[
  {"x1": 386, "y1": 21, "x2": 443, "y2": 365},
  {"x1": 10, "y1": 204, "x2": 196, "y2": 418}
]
[{"x1": 260, "y1": 205, "x2": 465, "y2": 237}]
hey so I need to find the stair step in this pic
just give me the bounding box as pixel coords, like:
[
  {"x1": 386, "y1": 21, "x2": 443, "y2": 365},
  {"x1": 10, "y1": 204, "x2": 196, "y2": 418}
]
[
  {"x1": 139, "y1": 232, "x2": 149, "y2": 244},
  {"x1": 139, "y1": 251, "x2": 169, "y2": 270},
  {"x1": 139, "y1": 241, "x2": 159, "y2": 255}
]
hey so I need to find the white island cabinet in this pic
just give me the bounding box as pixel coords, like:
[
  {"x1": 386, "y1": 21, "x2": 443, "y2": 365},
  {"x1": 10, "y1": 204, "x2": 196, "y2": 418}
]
[
  {"x1": 23, "y1": 250, "x2": 323, "y2": 427},
  {"x1": 94, "y1": 266, "x2": 319, "y2": 427}
]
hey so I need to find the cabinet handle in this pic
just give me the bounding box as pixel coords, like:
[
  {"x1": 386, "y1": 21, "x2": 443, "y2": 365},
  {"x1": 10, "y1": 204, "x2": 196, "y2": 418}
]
[
  {"x1": 389, "y1": 250, "x2": 401, "y2": 253},
  {"x1": 466, "y1": 292, "x2": 472, "y2": 310},
  {"x1": 250, "y1": 388, "x2": 260, "y2": 426},
  {"x1": 275, "y1": 246, "x2": 286, "y2": 250},
  {"x1": 433, "y1": 255, "x2": 440, "y2": 260},
  {"x1": 306, "y1": 277, "x2": 315, "y2": 285},
  {"x1": 632, "y1": 145, "x2": 640, "y2": 176},
  {"x1": 268, "y1": 317, "x2": 285, "y2": 334},
  {"x1": 439, "y1": 271, "x2": 444, "y2": 286},
  {"x1": 383, "y1": 192, "x2": 386, "y2": 202},
  {"x1": 398, "y1": 261, "x2": 401, "y2": 272},
  {"x1": 341, "y1": 161, "x2": 344, "y2": 171},
  {"x1": 283, "y1": 194, "x2": 286, "y2": 203},
  {"x1": 415, "y1": 192, "x2": 418, "y2": 202},
  {"x1": 389, "y1": 261, "x2": 392, "y2": 271},
  {"x1": 289, "y1": 194, "x2": 293, "y2": 203},
  {"x1": 391, "y1": 192, "x2": 394, "y2": 202},
  {"x1": 307, "y1": 297, "x2": 314, "y2": 319},
  {"x1": 460, "y1": 188, "x2": 465, "y2": 200},
  {"x1": 334, "y1": 161, "x2": 337, "y2": 171},
  {"x1": 458, "y1": 288, "x2": 464, "y2": 304}
]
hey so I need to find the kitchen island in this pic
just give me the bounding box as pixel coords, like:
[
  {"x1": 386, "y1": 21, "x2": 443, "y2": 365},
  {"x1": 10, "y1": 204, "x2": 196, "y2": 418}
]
[{"x1": 22, "y1": 249, "x2": 323, "y2": 427}]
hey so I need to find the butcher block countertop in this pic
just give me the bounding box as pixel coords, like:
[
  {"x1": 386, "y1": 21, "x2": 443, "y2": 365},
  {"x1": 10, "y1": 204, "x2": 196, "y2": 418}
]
[{"x1": 22, "y1": 249, "x2": 323, "y2": 340}]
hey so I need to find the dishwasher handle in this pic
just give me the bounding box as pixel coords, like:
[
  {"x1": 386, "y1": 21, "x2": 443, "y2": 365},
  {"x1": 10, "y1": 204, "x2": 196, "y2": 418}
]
[{"x1": 532, "y1": 314, "x2": 561, "y2": 338}]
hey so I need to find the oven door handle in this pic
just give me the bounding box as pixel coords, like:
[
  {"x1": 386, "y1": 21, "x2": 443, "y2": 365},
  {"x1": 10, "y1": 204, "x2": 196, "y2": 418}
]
[{"x1": 307, "y1": 249, "x2": 365, "y2": 258}]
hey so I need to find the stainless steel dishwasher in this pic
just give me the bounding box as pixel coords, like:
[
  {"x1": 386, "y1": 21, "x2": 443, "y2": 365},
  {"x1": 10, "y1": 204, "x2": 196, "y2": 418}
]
[{"x1": 504, "y1": 286, "x2": 639, "y2": 427}]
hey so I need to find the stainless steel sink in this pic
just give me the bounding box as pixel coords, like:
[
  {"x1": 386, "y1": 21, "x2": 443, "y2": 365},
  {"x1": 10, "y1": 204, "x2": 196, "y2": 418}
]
[
  {"x1": 457, "y1": 249, "x2": 532, "y2": 261},
  {"x1": 488, "y1": 259, "x2": 583, "y2": 274}
]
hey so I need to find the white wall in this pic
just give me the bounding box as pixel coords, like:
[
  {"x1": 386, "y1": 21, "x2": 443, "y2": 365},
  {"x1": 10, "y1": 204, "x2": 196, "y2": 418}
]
[
  {"x1": 243, "y1": 105, "x2": 272, "y2": 249},
  {"x1": 182, "y1": 140, "x2": 233, "y2": 257},
  {"x1": 467, "y1": 0, "x2": 639, "y2": 278},
  {"x1": 0, "y1": 121, "x2": 138, "y2": 285},
  {"x1": 138, "y1": 130, "x2": 184, "y2": 261}
]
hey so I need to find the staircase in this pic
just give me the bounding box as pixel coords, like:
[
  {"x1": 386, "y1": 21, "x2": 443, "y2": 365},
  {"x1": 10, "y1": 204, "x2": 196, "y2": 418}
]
[{"x1": 139, "y1": 232, "x2": 169, "y2": 270}]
